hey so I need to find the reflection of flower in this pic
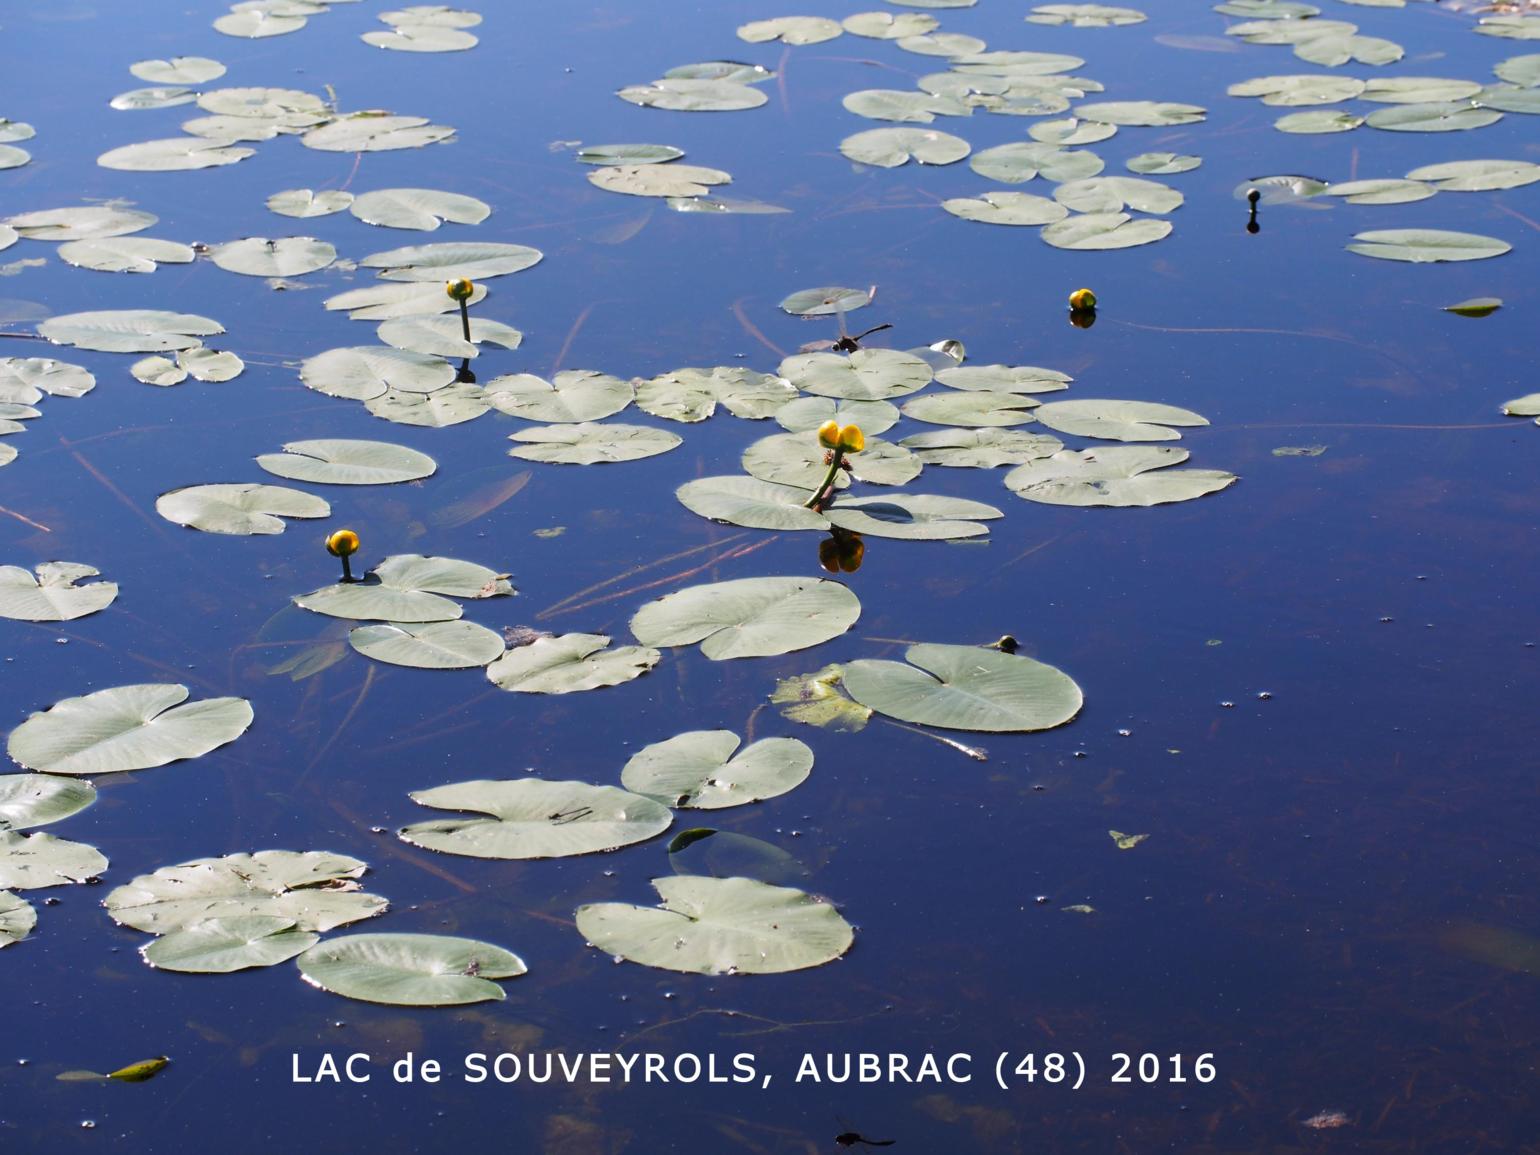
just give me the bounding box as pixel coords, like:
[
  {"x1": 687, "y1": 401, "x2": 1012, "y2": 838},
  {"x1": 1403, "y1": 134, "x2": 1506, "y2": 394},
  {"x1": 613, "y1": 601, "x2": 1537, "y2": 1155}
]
[
  {"x1": 819, "y1": 531, "x2": 865, "y2": 574},
  {"x1": 446, "y1": 278, "x2": 475, "y2": 302},
  {"x1": 1068, "y1": 287, "x2": 1097, "y2": 311}
]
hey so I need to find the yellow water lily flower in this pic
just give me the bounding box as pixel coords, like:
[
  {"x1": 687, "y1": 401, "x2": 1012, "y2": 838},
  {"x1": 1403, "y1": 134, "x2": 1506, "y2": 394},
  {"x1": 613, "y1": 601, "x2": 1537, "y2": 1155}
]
[
  {"x1": 445, "y1": 278, "x2": 476, "y2": 302},
  {"x1": 817, "y1": 419, "x2": 841, "y2": 449},
  {"x1": 325, "y1": 529, "x2": 360, "y2": 557},
  {"x1": 1068, "y1": 287, "x2": 1097, "y2": 311},
  {"x1": 836, "y1": 424, "x2": 864, "y2": 453}
]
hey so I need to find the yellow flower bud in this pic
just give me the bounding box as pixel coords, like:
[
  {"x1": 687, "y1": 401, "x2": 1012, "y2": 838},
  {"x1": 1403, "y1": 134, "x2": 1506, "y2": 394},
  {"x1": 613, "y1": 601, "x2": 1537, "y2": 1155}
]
[
  {"x1": 326, "y1": 529, "x2": 360, "y2": 558},
  {"x1": 836, "y1": 424, "x2": 864, "y2": 453},
  {"x1": 1068, "y1": 287, "x2": 1097, "y2": 311},
  {"x1": 816, "y1": 419, "x2": 841, "y2": 449},
  {"x1": 446, "y1": 278, "x2": 475, "y2": 302}
]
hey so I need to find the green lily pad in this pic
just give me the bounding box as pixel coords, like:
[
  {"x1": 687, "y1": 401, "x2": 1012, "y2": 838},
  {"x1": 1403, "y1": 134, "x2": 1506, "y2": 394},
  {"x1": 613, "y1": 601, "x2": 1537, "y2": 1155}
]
[
  {"x1": 375, "y1": 316, "x2": 522, "y2": 360},
  {"x1": 1054, "y1": 176, "x2": 1183, "y2": 212},
  {"x1": 4, "y1": 206, "x2": 155, "y2": 241},
  {"x1": 901, "y1": 390, "x2": 1041, "y2": 427},
  {"x1": 506, "y1": 422, "x2": 682, "y2": 465},
  {"x1": 839, "y1": 127, "x2": 971, "y2": 167},
  {"x1": 900, "y1": 427, "x2": 1064, "y2": 467},
  {"x1": 630, "y1": 576, "x2": 860, "y2": 660},
  {"x1": 214, "y1": 9, "x2": 306, "y2": 37},
  {"x1": 1501, "y1": 393, "x2": 1540, "y2": 417},
  {"x1": 1495, "y1": 53, "x2": 1540, "y2": 86},
  {"x1": 845, "y1": 642, "x2": 1082, "y2": 732},
  {"x1": 1074, "y1": 100, "x2": 1204, "y2": 125},
  {"x1": 399, "y1": 779, "x2": 672, "y2": 858},
  {"x1": 843, "y1": 11, "x2": 939, "y2": 37},
  {"x1": 2, "y1": 357, "x2": 104, "y2": 398},
  {"x1": 0, "y1": 563, "x2": 118, "y2": 622},
  {"x1": 738, "y1": 15, "x2": 842, "y2": 44},
  {"x1": 1293, "y1": 33, "x2": 1402, "y2": 67},
  {"x1": 634, "y1": 367, "x2": 796, "y2": 422},
  {"x1": 349, "y1": 620, "x2": 506, "y2": 668},
  {"x1": 298, "y1": 933, "x2": 526, "y2": 1006},
  {"x1": 774, "y1": 397, "x2": 900, "y2": 436},
  {"x1": 622, "y1": 731, "x2": 814, "y2": 809},
  {"x1": 769, "y1": 663, "x2": 873, "y2": 730},
  {"x1": 142, "y1": 915, "x2": 319, "y2": 973},
  {"x1": 1403, "y1": 159, "x2": 1540, "y2": 191},
  {"x1": 37, "y1": 310, "x2": 222, "y2": 353},
  {"x1": 1365, "y1": 103, "x2": 1503, "y2": 132},
  {"x1": 131, "y1": 356, "x2": 187, "y2": 386},
  {"x1": 575, "y1": 876, "x2": 853, "y2": 975},
  {"x1": 302, "y1": 115, "x2": 455, "y2": 152},
  {"x1": 360, "y1": 241, "x2": 542, "y2": 282},
  {"x1": 349, "y1": 188, "x2": 490, "y2": 230},
  {"x1": 1275, "y1": 110, "x2": 1363, "y2": 133},
  {"x1": 7, "y1": 683, "x2": 253, "y2": 776},
  {"x1": 326, "y1": 281, "x2": 486, "y2": 321},
  {"x1": 105, "y1": 850, "x2": 386, "y2": 934},
  {"x1": 1127, "y1": 152, "x2": 1201, "y2": 174},
  {"x1": 589, "y1": 164, "x2": 731, "y2": 198},
  {"x1": 1034, "y1": 399, "x2": 1208, "y2": 441},
  {"x1": 676, "y1": 476, "x2": 828, "y2": 531},
  {"x1": 1041, "y1": 213, "x2": 1172, "y2": 250},
  {"x1": 1228, "y1": 74, "x2": 1365, "y2": 105},
  {"x1": 1362, "y1": 77, "x2": 1482, "y2": 104},
  {"x1": 0, "y1": 775, "x2": 97, "y2": 831},
  {"x1": 743, "y1": 431, "x2": 920, "y2": 488},
  {"x1": 1444, "y1": 297, "x2": 1502, "y2": 317},
  {"x1": 943, "y1": 191, "x2": 1069, "y2": 225},
  {"x1": 970, "y1": 142, "x2": 1104, "y2": 183},
  {"x1": 1005, "y1": 445, "x2": 1237, "y2": 505},
  {"x1": 56, "y1": 237, "x2": 195, "y2": 275},
  {"x1": 1322, "y1": 179, "x2": 1435, "y2": 204},
  {"x1": 779, "y1": 349, "x2": 933, "y2": 400},
  {"x1": 0, "y1": 830, "x2": 108, "y2": 890},
  {"x1": 485, "y1": 633, "x2": 660, "y2": 693},
  {"x1": 1028, "y1": 3, "x2": 1145, "y2": 24},
  {"x1": 488, "y1": 370, "x2": 633, "y2": 422},
  {"x1": 843, "y1": 88, "x2": 968, "y2": 123},
  {"x1": 156, "y1": 483, "x2": 329, "y2": 535},
  {"x1": 781, "y1": 287, "x2": 871, "y2": 316},
  {"x1": 98, "y1": 137, "x2": 254, "y2": 171},
  {"x1": 618, "y1": 79, "x2": 767, "y2": 112},
  {"x1": 295, "y1": 554, "x2": 513, "y2": 623},
  {"x1": 574, "y1": 143, "x2": 685, "y2": 165},
  {"x1": 0, "y1": 891, "x2": 34, "y2": 946},
  {"x1": 824, "y1": 493, "x2": 1003, "y2": 539},
  {"x1": 362, "y1": 23, "x2": 479, "y2": 51},
  {"x1": 1346, "y1": 228, "x2": 1511, "y2": 262},
  {"x1": 178, "y1": 347, "x2": 244, "y2": 382},
  {"x1": 256, "y1": 439, "x2": 437, "y2": 485},
  {"x1": 900, "y1": 32, "x2": 989, "y2": 56},
  {"x1": 366, "y1": 383, "x2": 493, "y2": 427},
  {"x1": 131, "y1": 56, "x2": 227, "y2": 85},
  {"x1": 938, "y1": 364, "x2": 1070, "y2": 393},
  {"x1": 211, "y1": 236, "x2": 335, "y2": 277}
]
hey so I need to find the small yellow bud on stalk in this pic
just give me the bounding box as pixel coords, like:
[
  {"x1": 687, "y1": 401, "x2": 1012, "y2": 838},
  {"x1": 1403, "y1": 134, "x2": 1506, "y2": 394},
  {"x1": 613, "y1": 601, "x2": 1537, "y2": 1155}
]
[
  {"x1": 326, "y1": 528, "x2": 361, "y2": 582},
  {"x1": 446, "y1": 278, "x2": 476, "y2": 342},
  {"x1": 1068, "y1": 287, "x2": 1097, "y2": 312}
]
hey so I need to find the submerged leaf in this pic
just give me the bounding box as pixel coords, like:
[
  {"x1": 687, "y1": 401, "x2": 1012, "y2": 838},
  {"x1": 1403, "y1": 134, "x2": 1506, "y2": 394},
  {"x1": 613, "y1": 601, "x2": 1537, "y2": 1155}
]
[{"x1": 769, "y1": 663, "x2": 872, "y2": 730}]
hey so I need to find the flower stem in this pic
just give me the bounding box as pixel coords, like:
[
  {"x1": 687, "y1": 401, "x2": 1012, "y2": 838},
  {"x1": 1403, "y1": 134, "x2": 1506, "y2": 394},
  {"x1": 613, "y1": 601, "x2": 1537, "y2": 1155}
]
[
  {"x1": 340, "y1": 555, "x2": 354, "y2": 583},
  {"x1": 458, "y1": 299, "x2": 471, "y2": 342},
  {"x1": 804, "y1": 451, "x2": 845, "y2": 509}
]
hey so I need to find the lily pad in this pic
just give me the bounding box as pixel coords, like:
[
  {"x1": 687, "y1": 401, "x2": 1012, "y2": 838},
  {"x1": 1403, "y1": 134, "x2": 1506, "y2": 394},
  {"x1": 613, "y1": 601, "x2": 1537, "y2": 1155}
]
[
  {"x1": 1054, "y1": 176, "x2": 1182, "y2": 213},
  {"x1": 1322, "y1": 178, "x2": 1435, "y2": 204},
  {"x1": 618, "y1": 79, "x2": 768, "y2": 112},
  {"x1": 211, "y1": 236, "x2": 335, "y2": 277},
  {"x1": 970, "y1": 142, "x2": 1103, "y2": 183},
  {"x1": 1228, "y1": 74, "x2": 1366, "y2": 105},
  {"x1": 1293, "y1": 33, "x2": 1402, "y2": 67},
  {"x1": 824, "y1": 493, "x2": 1003, "y2": 539},
  {"x1": 375, "y1": 315, "x2": 523, "y2": 359},
  {"x1": 781, "y1": 286, "x2": 871, "y2": 317},
  {"x1": 366, "y1": 383, "x2": 492, "y2": 427},
  {"x1": 1074, "y1": 101, "x2": 1204, "y2": 125},
  {"x1": 485, "y1": 633, "x2": 660, "y2": 693},
  {"x1": 295, "y1": 554, "x2": 513, "y2": 623},
  {"x1": 900, "y1": 427, "x2": 1064, "y2": 467},
  {"x1": 0, "y1": 775, "x2": 97, "y2": 831},
  {"x1": 1444, "y1": 297, "x2": 1502, "y2": 318},
  {"x1": 574, "y1": 876, "x2": 853, "y2": 975},
  {"x1": 0, "y1": 562, "x2": 118, "y2": 622},
  {"x1": 1365, "y1": 103, "x2": 1502, "y2": 132},
  {"x1": 257, "y1": 439, "x2": 437, "y2": 485},
  {"x1": 1275, "y1": 110, "x2": 1363, "y2": 133},
  {"x1": 630, "y1": 576, "x2": 860, "y2": 660},
  {"x1": 349, "y1": 621, "x2": 505, "y2": 668},
  {"x1": 177, "y1": 347, "x2": 244, "y2": 382},
  {"x1": 743, "y1": 432, "x2": 920, "y2": 488},
  {"x1": 105, "y1": 850, "x2": 386, "y2": 934},
  {"x1": 399, "y1": 779, "x2": 672, "y2": 859},
  {"x1": 1345, "y1": 229, "x2": 1511, "y2": 263},
  {"x1": 298, "y1": 933, "x2": 525, "y2": 1006},
  {"x1": 110, "y1": 86, "x2": 198, "y2": 111},
  {"x1": 362, "y1": 24, "x2": 479, "y2": 51},
  {"x1": 349, "y1": 188, "x2": 490, "y2": 230},
  {"x1": 842, "y1": 89, "x2": 967, "y2": 123},
  {"x1": 360, "y1": 241, "x2": 542, "y2": 282},
  {"x1": 488, "y1": 370, "x2": 633, "y2": 422},
  {"x1": 1403, "y1": 159, "x2": 1540, "y2": 191},
  {"x1": 1362, "y1": 77, "x2": 1483, "y2": 104},
  {"x1": 268, "y1": 189, "x2": 356, "y2": 217},
  {"x1": 7, "y1": 683, "x2": 253, "y2": 776},
  {"x1": 1004, "y1": 445, "x2": 1237, "y2": 506},
  {"x1": 1041, "y1": 213, "x2": 1172, "y2": 250},
  {"x1": 1034, "y1": 399, "x2": 1208, "y2": 441},
  {"x1": 770, "y1": 663, "x2": 872, "y2": 730},
  {"x1": 575, "y1": 143, "x2": 684, "y2": 165},
  {"x1": 737, "y1": 16, "x2": 842, "y2": 44},
  {"x1": 57, "y1": 237, "x2": 195, "y2": 274},
  {"x1": 845, "y1": 642, "x2": 1082, "y2": 732},
  {"x1": 302, "y1": 115, "x2": 456, "y2": 152},
  {"x1": 326, "y1": 281, "x2": 487, "y2": 321},
  {"x1": 506, "y1": 423, "x2": 683, "y2": 465},
  {"x1": 142, "y1": 915, "x2": 318, "y2": 973},
  {"x1": 676, "y1": 476, "x2": 828, "y2": 531},
  {"x1": 97, "y1": 137, "x2": 254, "y2": 171},
  {"x1": 839, "y1": 127, "x2": 971, "y2": 167},
  {"x1": 779, "y1": 349, "x2": 933, "y2": 400},
  {"x1": 1028, "y1": 117, "x2": 1118, "y2": 145},
  {"x1": 131, "y1": 56, "x2": 227, "y2": 84},
  {"x1": 775, "y1": 396, "x2": 900, "y2": 436},
  {"x1": 156, "y1": 483, "x2": 328, "y2": 535},
  {"x1": 901, "y1": 390, "x2": 1041, "y2": 427},
  {"x1": 0, "y1": 891, "x2": 34, "y2": 946},
  {"x1": 37, "y1": 310, "x2": 221, "y2": 353},
  {"x1": 589, "y1": 164, "x2": 730, "y2": 198},
  {"x1": 843, "y1": 11, "x2": 939, "y2": 37},
  {"x1": 622, "y1": 731, "x2": 813, "y2": 809},
  {"x1": 4, "y1": 206, "x2": 156, "y2": 241},
  {"x1": 0, "y1": 830, "x2": 107, "y2": 890},
  {"x1": 634, "y1": 367, "x2": 796, "y2": 422},
  {"x1": 214, "y1": 9, "x2": 306, "y2": 37},
  {"x1": 299, "y1": 346, "x2": 456, "y2": 400},
  {"x1": 1028, "y1": 4, "x2": 1146, "y2": 26},
  {"x1": 943, "y1": 191, "x2": 1068, "y2": 225}
]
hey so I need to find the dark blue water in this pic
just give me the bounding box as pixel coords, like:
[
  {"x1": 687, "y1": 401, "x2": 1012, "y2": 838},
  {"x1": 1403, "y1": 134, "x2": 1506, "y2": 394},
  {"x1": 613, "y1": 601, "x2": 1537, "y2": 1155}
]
[{"x1": 3, "y1": 0, "x2": 1540, "y2": 1151}]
